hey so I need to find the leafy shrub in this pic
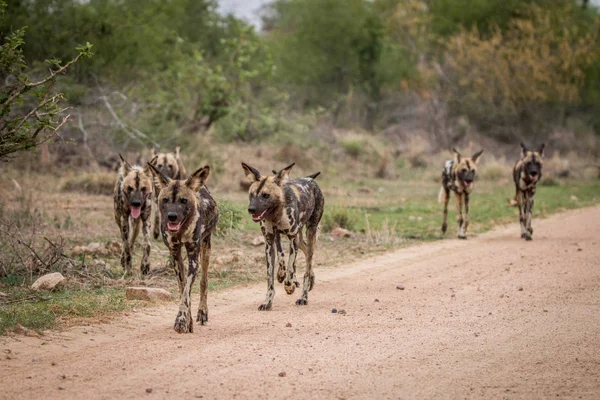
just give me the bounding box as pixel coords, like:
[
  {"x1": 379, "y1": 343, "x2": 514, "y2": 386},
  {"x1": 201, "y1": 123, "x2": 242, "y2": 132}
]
[{"x1": 321, "y1": 206, "x2": 359, "y2": 232}]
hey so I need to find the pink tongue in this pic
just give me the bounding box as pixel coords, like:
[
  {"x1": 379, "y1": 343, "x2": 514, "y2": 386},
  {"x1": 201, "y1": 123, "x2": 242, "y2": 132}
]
[
  {"x1": 131, "y1": 206, "x2": 141, "y2": 219},
  {"x1": 167, "y1": 222, "x2": 181, "y2": 231}
]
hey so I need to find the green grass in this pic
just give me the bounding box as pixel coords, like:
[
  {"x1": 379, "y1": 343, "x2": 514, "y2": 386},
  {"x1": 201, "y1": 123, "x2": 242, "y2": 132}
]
[{"x1": 0, "y1": 287, "x2": 130, "y2": 335}]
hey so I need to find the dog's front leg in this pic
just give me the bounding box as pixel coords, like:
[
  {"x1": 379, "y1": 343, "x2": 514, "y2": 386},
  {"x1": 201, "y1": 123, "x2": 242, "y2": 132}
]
[
  {"x1": 526, "y1": 191, "x2": 535, "y2": 236},
  {"x1": 119, "y1": 215, "x2": 133, "y2": 276},
  {"x1": 518, "y1": 191, "x2": 531, "y2": 240},
  {"x1": 197, "y1": 237, "x2": 211, "y2": 325},
  {"x1": 174, "y1": 243, "x2": 199, "y2": 333},
  {"x1": 140, "y1": 214, "x2": 152, "y2": 275},
  {"x1": 455, "y1": 193, "x2": 466, "y2": 239},
  {"x1": 259, "y1": 231, "x2": 276, "y2": 311},
  {"x1": 284, "y1": 235, "x2": 299, "y2": 295},
  {"x1": 463, "y1": 193, "x2": 470, "y2": 237},
  {"x1": 275, "y1": 229, "x2": 286, "y2": 284}
]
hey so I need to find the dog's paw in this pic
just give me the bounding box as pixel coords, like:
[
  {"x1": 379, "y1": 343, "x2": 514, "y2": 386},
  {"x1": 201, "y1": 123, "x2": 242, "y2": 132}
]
[
  {"x1": 521, "y1": 232, "x2": 533, "y2": 241},
  {"x1": 258, "y1": 303, "x2": 272, "y2": 311},
  {"x1": 295, "y1": 298, "x2": 308, "y2": 306},
  {"x1": 197, "y1": 309, "x2": 208, "y2": 325},
  {"x1": 457, "y1": 234, "x2": 467, "y2": 240},
  {"x1": 277, "y1": 265, "x2": 286, "y2": 283},
  {"x1": 441, "y1": 223, "x2": 448, "y2": 234},
  {"x1": 284, "y1": 281, "x2": 296, "y2": 295},
  {"x1": 174, "y1": 311, "x2": 191, "y2": 334}
]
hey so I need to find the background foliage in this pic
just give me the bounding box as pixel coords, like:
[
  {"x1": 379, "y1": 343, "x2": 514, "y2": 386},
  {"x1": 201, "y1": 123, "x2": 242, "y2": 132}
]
[{"x1": 1, "y1": 0, "x2": 599, "y2": 156}]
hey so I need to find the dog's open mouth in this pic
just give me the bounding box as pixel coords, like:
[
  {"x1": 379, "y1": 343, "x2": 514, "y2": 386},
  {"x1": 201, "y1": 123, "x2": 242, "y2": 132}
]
[
  {"x1": 251, "y1": 209, "x2": 268, "y2": 222},
  {"x1": 167, "y1": 221, "x2": 182, "y2": 232},
  {"x1": 464, "y1": 181, "x2": 473, "y2": 190},
  {"x1": 529, "y1": 174, "x2": 538, "y2": 182},
  {"x1": 130, "y1": 206, "x2": 141, "y2": 219}
]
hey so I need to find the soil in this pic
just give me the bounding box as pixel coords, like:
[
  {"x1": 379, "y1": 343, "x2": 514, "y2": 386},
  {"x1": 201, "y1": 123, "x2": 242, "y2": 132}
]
[{"x1": 1, "y1": 207, "x2": 599, "y2": 399}]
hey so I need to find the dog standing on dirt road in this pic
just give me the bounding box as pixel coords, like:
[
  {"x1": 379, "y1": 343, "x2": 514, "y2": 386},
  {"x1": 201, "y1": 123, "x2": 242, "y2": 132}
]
[
  {"x1": 148, "y1": 163, "x2": 219, "y2": 333},
  {"x1": 113, "y1": 155, "x2": 154, "y2": 277},
  {"x1": 149, "y1": 147, "x2": 187, "y2": 240},
  {"x1": 242, "y1": 163, "x2": 325, "y2": 310},
  {"x1": 439, "y1": 148, "x2": 483, "y2": 239},
  {"x1": 513, "y1": 143, "x2": 545, "y2": 241}
]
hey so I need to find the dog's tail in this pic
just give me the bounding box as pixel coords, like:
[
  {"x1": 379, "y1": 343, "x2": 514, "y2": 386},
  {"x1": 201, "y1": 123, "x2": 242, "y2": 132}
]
[{"x1": 438, "y1": 186, "x2": 447, "y2": 204}]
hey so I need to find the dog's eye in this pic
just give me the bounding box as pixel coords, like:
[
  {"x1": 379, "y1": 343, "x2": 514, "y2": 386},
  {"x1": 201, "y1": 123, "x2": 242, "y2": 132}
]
[
  {"x1": 162, "y1": 198, "x2": 169, "y2": 203},
  {"x1": 262, "y1": 193, "x2": 270, "y2": 199},
  {"x1": 168, "y1": 164, "x2": 174, "y2": 170},
  {"x1": 141, "y1": 187, "x2": 147, "y2": 193},
  {"x1": 157, "y1": 164, "x2": 162, "y2": 168},
  {"x1": 180, "y1": 198, "x2": 188, "y2": 204},
  {"x1": 127, "y1": 186, "x2": 133, "y2": 192}
]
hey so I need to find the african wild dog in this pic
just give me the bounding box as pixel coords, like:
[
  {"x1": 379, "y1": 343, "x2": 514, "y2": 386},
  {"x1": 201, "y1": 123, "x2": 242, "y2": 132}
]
[
  {"x1": 242, "y1": 163, "x2": 325, "y2": 310},
  {"x1": 270, "y1": 170, "x2": 320, "y2": 276},
  {"x1": 149, "y1": 147, "x2": 187, "y2": 240},
  {"x1": 148, "y1": 163, "x2": 218, "y2": 333},
  {"x1": 439, "y1": 148, "x2": 483, "y2": 239},
  {"x1": 113, "y1": 155, "x2": 154, "y2": 277},
  {"x1": 513, "y1": 143, "x2": 545, "y2": 241}
]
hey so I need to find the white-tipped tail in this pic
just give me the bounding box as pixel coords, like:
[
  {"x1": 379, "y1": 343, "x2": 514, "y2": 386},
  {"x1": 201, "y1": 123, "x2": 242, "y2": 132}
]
[{"x1": 438, "y1": 186, "x2": 447, "y2": 204}]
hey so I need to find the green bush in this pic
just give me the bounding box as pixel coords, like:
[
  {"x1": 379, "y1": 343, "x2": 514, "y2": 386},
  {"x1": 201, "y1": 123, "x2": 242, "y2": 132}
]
[{"x1": 321, "y1": 206, "x2": 359, "y2": 232}]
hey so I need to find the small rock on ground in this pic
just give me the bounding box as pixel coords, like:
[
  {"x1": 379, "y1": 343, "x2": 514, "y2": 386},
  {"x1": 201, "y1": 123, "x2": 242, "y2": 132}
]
[
  {"x1": 331, "y1": 308, "x2": 337, "y2": 313},
  {"x1": 125, "y1": 287, "x2": 173, "y2": 302},
  {"x1": 396, "y1": 284, "x2": 405, "y2": 290},
  {"x1": 13, "y1": 324, "x2": 40, "y2": 338},
  {"x1": 278, "y1": 372, "x2": 286, "y2": 377},
  {"x1": 31, "y1": 272, "x2": 65, "y2": 291},
  {"x1": 331, "y1": 227, "x2": 353, "y2": 239}
]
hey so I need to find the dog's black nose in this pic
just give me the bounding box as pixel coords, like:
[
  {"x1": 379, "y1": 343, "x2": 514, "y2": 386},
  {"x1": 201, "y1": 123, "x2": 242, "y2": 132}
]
[
  {"x1": 167, "y1": 212, "x2": 178, "y2": 222},
  {"x1": 464, "y1": 179, "x2": 473, "y2": 184},
  {"x1": 131, "y1": 199, "x2": 142, "y2": 207},
  {"x1": 248, "y1": 207, "x2": 256, "y2": 214}
]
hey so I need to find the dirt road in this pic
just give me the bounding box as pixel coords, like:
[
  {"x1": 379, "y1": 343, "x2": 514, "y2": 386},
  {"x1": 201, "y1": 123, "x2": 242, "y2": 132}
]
[{"x1": 2, "y1": 207, "x2": 600, "y2": 399}]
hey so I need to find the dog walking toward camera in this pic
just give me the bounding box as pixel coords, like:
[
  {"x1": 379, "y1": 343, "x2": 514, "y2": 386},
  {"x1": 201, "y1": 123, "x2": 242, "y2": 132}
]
[
  {"x1": 241, "y1": 162, "x2": 324, "y2": 310},
  {"x1": 439, "y1": 148, "x2": 483, "y2": 239},
  {"x1": 148, "y1": 163, "x2": 218, "y2": 333},
  {"x1": 513, "y1": 143, "x2": 545, "y2": 241},
  {"x1": 113, "y1": 154, "x2": 154, "y2": 277},
  {"x1": 149, "y1": 147, "x2": 187, "y2": 240}
]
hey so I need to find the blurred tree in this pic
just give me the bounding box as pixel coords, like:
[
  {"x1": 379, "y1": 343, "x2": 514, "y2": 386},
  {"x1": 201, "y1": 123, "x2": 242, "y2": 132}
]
[
  {"x1": 0, "y1": 1, "x2": 93, "y2": 160},
  {"x1": 441, "y1": 3, "x2": 599, "y2": 139}
]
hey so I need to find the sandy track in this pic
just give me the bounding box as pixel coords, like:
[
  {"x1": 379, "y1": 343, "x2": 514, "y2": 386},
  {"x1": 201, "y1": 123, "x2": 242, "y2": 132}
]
[{"x1": 2, "y1": 207, "x2": 600, "y2": 399}]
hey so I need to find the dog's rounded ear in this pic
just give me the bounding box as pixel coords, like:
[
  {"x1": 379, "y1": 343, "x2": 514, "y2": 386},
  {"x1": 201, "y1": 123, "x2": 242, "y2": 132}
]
[
  {"x1": 452, "y1": 148, "x2": 462, "y2": 163},
  {"x1": 119, "y1": 154, "x2": 132, "y2": 174},
  {"x1": 186, "y1": 165, "x2": 210, "y2": 192},
  {"x1": 537, "y1": 143, "x2": 545, "y2": 157},
  {"x1": 147, "y1": 162, "x2": 171, "y2": 189},
  {"x1": 472, "y1": 149, "x2": 483, "y2": 163},
  {"x1": 274, "y1": 163, "x2": 295, "y2": 186},
  {"x1": 520, "y1": 142, "x2": 529, "y2": 156},
  {"x1": 242, "y1": 163, "x2": 261, "y2": 184}
]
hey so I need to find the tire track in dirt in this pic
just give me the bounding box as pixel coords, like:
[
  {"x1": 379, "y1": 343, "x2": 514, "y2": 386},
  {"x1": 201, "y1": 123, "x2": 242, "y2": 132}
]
[{"x1": 1, "y1": 207, "x2": 599, "y2": 399}]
